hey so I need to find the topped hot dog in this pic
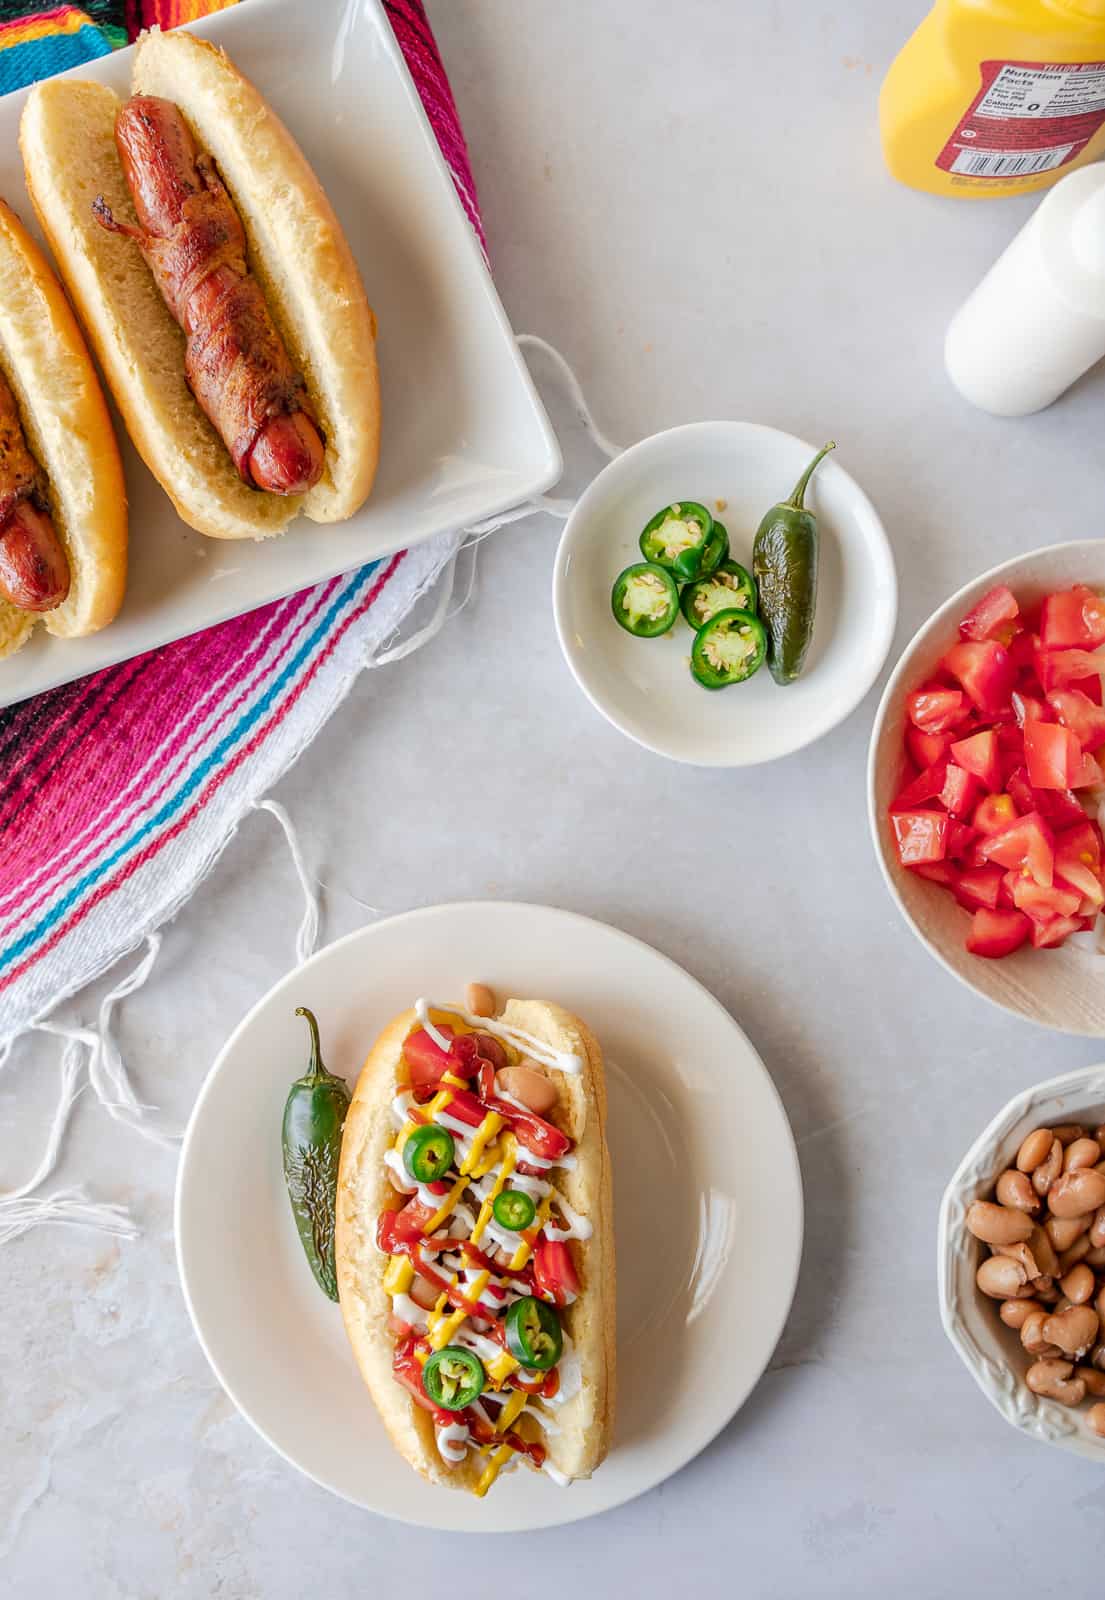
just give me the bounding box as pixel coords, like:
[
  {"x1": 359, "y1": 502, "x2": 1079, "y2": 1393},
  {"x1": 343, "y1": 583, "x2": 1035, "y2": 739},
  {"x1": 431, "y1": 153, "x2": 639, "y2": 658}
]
[
  {"x1": 336, "y1": 988, "x2": 615, "y2": 1497},
  {"x1": 20, "y1": 29, "x2": 379, "y2": 542},
  {"x1": 0, "y1": 198, "x2": 126, "y2": 662}
]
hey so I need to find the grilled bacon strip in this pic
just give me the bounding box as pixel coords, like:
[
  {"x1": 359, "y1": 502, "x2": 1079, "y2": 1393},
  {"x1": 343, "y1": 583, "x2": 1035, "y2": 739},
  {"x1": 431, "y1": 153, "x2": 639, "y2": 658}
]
[
  {"x1": 94, "y1": 95, "x2": 325, "y2": 496},
  {"x1": 0, "y1": 368, "x2": 69, "y2": 612}
]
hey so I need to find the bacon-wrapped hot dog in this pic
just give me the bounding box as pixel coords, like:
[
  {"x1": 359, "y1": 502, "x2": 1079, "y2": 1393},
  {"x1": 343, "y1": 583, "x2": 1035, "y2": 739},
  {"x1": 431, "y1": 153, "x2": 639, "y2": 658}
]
[
  {"x1": 94, "y1": 96, "x2": 325, "y2": 497},
  {"x1": 21, "y1": 30, "x2": 379, "y2": 543},
  {"x1": 0, "y1": 198, "x2": 125, "y2": 660},
  {"x1": 0, "y1": 368, "x2": 70, "y2": 612}
]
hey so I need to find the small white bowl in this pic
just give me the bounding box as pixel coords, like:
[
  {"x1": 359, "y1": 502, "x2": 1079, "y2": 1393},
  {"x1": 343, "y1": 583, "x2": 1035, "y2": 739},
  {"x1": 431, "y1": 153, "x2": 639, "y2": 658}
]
[
  {"x1": 552, "y1": 421, "x2": 897, "y2": 767},
  {"x1": 939, "y1": 1065, "x2": 1105, "y2": 1462},
  {"x1": 868, "y1": 538, "x2": 1105, "y2": 1036}
]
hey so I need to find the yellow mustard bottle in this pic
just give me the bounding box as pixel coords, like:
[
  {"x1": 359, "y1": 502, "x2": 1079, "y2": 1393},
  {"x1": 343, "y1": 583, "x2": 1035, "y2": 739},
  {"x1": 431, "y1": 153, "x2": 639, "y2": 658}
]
[{"x1": 880, "y1": 0, "x2": 1105, "y2": 197}]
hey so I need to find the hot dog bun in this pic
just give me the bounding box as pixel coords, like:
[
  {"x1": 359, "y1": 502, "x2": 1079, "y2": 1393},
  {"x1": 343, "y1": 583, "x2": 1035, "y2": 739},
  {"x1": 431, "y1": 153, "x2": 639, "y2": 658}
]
[
  {"x1": 19, "y1": 29, "x2": 379, "y2": 542},
  {"x1": 0, "y1": 199, "x2": 126, "y2": 661},
  {"x1": 335, "y1": 999, "x2": 615, "y2": 1493}
]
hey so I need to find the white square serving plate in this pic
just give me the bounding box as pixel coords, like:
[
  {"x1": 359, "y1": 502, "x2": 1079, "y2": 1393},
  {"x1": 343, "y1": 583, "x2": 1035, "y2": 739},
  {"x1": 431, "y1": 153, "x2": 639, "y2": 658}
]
[{"x1": 0, "y1": 0, "x2": 560, "y2": 707}]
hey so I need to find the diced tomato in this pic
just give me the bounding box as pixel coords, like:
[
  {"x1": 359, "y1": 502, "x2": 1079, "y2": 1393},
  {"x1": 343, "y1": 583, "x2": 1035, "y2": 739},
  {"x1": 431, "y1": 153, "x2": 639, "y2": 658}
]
[
  {"x1": 906, "y1": 687, "x2": 968, "y2": 736},
  {"x1": 1008, "y1": 631, "x2": 1038, "y2": 672},
  {"x1": 1047, "y1": 689, "x2": 1105, "y2": 753},
  {"x1": 943, "y1": 640, "x2": 1016, "y2": 716},
  {"x1": 377, "y1": 1197, "x2": 439, "y2": 1252},
  {"x1": 997, "y1": 871, "x2": 1018, "y2": 908},
  {"x1": 972, "y1": 793, "x2": 1018, "y2": 836},
  {"x1": 1070, "y1": 674, "x2": 1104, "y2": 706},
  {"x1": 1024, "y1": 720, "x2": 1081, "y2": 790},
  {"x1": 1011, "y1": 874, "x2": 1081, "y2": 923},
  {"x1": 960, "y1": 585, "x2": 1020, "y2": 644},
  {"x1": 939, "y1": 764, "x2": 981, "y2": 817},
  {"x1": 1031, "y1": 915, "x2": 1086, "y2": 950},
  {"x1": 1072, "y1": 750, "x2": 1105, "y2": 790},
  {"x1": 953, "y1": 865, "x2": 1004, "y2": 911},
  {"x1": 965, "y1": 907, "x2": 1031, "y2": 958},
  {"x1": 891, "y1": 810, "x2": 948, "y2": 867},
  {"x1": 892, "y1": 760, "x2": 948, "y2": 811},
  {"x1": 1054, "y1": 823, "x2": 1105, "y2": 908},
  {"x1": 946, "y1": 820, "x2": 979, "y2": 860},
  {"x1": 1040, "y1": 586, "x2": 1105, "y2": 650},
  {"x1": 949, "y1": 730, "x2": 1001, "y2": 793},
  {"x1": 978, "y1": 812, "x2": 1054, "y2": 887},
  {"x1": 402, "y1": 1024, "x2": 461, "y2": 1088},
  {"x1": 912, "y1": 860, "x2": 957, "y2": 886},
  {"x1": 1011, "y1": 689, "x2": 1051, "y2": 728},
  {"x1": 1034, "y1": 645, "x2": 1105, "y2": 693},
  {"x1": 532, "y1": 1237, "x2": 580, "y2": 1308},
  {"x1": 907, "y1": 726, "x2": 952, "y2": 770}
]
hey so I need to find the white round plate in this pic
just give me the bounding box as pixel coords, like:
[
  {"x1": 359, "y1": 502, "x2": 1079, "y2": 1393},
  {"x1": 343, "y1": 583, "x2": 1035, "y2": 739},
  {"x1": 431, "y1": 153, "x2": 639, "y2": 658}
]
[
  {"x1": 552, "y1": 421, "x2": 897, "y2": 767},
  {"x1": 176, "y1": 901, "x2": 802, "y2": 1532}
]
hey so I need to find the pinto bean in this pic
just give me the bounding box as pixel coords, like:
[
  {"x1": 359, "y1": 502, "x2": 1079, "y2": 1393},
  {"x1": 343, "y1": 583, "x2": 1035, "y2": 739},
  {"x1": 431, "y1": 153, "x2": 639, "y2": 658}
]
[
  {"x1": 966, "y1": 1201, "x2": 1034, "y2": 1247},
  {"x1": 495, "y1": 1061, "x2": 558, "y2": 1116},
  {"x1": 1032, "y1": 1140, "x2": 1064, "y2": 1197},
  {"x1": 996, "y1": 1170, "x2": 1038, "y2": 1213},
  {"x1": 1042, "y1": 1305, "x2": 1100, "y2": 1360},
  {"x1": 1049, "y1": 1169, "x2": 1105, "y2": 1218},
  {"x1": 1017, "y1": 1129, "x2": 1055, "y2": 1173},
  {"x1": 1026, "y1": 1359, "x2": 1086, "y2": 1406},
  {"x1": 1064, "y1": 1138, "x2": 1102, "y2": 1172}
]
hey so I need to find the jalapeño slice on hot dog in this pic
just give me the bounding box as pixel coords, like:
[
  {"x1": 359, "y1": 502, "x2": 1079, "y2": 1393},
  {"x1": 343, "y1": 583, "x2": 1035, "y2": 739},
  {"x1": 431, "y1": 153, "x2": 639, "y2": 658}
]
[{"x1": 505, "y1": 1297, "x2": 564, "y2": 1371}]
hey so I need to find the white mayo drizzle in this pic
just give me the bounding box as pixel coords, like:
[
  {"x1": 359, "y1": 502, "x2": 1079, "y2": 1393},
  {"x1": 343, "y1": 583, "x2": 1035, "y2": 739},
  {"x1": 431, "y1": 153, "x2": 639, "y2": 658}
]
[
  {"x1": 391, "y1": 1294, "x2": 429, "y2": 1332},
  {"x1": 435, "y1": 1421, "x2": 470, "y2": 1464},
  {"x1": 542, "y1": 1336, "x2": 581, "y2": 1405},
  {"x1": 545, "y1": 1197, "x2": 593, "y2": 1243},
  {"x1": 414, "y1": 997, "x2": 583, "y2": 1076},
  {"x1": 526, "y1": 1406, "x2": 560, "y2": 1436},
  {"x1": 542, "y1": 1460, "x2": 572, "y2": 1487},
  {"x1": 383, "y1": 1148, "x2": 416, "y2": 1193}
]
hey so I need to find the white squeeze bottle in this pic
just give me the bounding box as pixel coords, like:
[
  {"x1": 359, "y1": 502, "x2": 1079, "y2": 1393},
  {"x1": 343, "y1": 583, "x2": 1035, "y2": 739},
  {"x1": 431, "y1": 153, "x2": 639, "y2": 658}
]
[{"x1": 944, "y1": 162, "x2": 1105, "y2": 414}]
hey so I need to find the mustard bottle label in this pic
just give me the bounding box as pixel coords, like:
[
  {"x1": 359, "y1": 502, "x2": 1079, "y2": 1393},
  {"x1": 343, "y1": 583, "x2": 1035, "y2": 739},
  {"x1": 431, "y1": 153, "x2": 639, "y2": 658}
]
[{"x1": 936, "y1": 60, "x2": 1105, "y2": 183}]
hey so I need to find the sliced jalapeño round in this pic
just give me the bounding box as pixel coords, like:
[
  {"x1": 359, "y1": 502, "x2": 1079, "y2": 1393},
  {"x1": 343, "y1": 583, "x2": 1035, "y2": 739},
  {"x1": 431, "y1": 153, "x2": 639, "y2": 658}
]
[
  {"x1": 680, "y1": 559, "x2": 758, "y2": 630},
  {"x1": 505, "y1": 1295, "x2": 564, "y2": 1371},
  {"x1": 403, "y1": 1123, "x2": 456, "y2": 1184},
  {"x1": 611, "y1": 562, "x2": 680, "y2": 638},
  {"x1": 638, "y1": 501, "x2": 715, "y2": 582},
  {"x1": 492, "y1": 1189, "x2": 537, "y2": 1232},
  {"x1": 690, "y1": 607, "x2": 767, "y2": 688},
  {"x1": 698, "y1": 518, "x2": 729, "y2": 577},
  {"x1": 422, "y1": 1345, "x2": 485, "y2": 1410}
]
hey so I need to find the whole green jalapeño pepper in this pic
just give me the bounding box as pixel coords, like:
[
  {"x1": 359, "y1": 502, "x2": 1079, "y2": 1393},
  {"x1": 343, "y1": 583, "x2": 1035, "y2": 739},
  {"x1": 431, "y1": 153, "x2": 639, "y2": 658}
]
[
  {"x1": 639, "y1": 501, "x2": 716, "y2": 582},
  {"x1": 281, "y1": 1007, "x2": 351, "y2": 1302},
  {"x1": 753, "y1": 441, "x2": 835, "y2": 686},
  {"x1": 505, "y1": 1295, "x2": 564, "y2": 1370}
]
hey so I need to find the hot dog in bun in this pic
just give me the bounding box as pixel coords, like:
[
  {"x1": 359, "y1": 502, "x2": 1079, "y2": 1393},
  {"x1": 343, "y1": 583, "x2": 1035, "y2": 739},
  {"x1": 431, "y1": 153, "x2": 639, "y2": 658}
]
[
  {"x1": 20, "y1": 28, "x2": 379, "y2": 542},
  {"x1": 336, "y1": 989, "x2": 615, "y2": 1496},
  {"x1": 0, "y1": 198, "x2": 126, "y2": 661}
]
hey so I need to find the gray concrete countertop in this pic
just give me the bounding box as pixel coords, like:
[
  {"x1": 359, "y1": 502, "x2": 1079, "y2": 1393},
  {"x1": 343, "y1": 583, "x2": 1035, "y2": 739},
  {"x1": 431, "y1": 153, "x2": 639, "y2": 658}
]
[{"x1": 3, "y1": 2, "x2": 1103, "y2": 1594}]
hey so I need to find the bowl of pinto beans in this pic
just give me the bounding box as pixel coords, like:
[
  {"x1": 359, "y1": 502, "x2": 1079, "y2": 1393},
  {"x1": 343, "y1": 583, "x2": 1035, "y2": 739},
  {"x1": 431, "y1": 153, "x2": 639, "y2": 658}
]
[
  {"x1": 939, "y1": 1065, "x2": 1105, "y2": 1461},
  {"x1": 868, "y1": 539, "x2": 1105, "y2": 1036}
]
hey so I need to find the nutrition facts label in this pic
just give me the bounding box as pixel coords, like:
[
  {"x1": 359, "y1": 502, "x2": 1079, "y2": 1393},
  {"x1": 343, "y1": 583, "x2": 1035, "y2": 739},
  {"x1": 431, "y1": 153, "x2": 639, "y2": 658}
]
[{"x1": 936, "y1": 59, "x2": 1105, "y2": 183}]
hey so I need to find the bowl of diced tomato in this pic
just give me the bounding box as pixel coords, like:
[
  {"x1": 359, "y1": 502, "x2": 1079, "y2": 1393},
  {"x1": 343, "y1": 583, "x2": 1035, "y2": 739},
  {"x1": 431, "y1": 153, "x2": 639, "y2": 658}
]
[{"x1": 868, "y1": 540, "x2": 1105, "y2": 1036}]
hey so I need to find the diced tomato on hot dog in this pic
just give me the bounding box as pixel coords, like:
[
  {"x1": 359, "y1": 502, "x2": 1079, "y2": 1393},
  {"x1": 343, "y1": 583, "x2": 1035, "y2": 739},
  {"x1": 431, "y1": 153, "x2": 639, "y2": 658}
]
[{"x1": 532, "y1": 1237, "x2": 580, "y2": 1307}]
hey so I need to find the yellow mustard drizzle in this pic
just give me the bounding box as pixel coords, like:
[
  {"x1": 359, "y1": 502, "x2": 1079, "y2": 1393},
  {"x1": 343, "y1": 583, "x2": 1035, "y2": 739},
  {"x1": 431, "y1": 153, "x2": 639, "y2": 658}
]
[
  {"x1": 470, "y1": 1135, "x2": 517, "y2": 1245},
  {"x1": 460, "y1": 1111, "x2": 504, "y2": 1176},
  {"x1": 509, "y1": 1193, "x2": 553, "y2": 1271},
  {"x1": 396, "y1": 1085, "x2": 454, "y2": 1153},
  {"x1": 474, "y1": 1442, "x2": 516, "y2": 1498}
]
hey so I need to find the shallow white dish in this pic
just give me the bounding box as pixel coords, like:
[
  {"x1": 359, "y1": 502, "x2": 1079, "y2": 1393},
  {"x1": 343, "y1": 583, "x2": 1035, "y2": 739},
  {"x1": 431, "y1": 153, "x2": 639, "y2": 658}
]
[
  {"x1": 551, "y1": 421, "x2": 896, "y2": 767},
  {"x1": 0, "y1": 0, "x2": 560, "y2": 707},
  {"x1": 939, "y1": 1065, "x2": 1105, "y2": 1463},
  {"x1": 175, "y1": 901, "x2": 802, "y2": 1531},
  {"x1": 868, "y1": 539, "x2": 1105, "y2": 1036}
]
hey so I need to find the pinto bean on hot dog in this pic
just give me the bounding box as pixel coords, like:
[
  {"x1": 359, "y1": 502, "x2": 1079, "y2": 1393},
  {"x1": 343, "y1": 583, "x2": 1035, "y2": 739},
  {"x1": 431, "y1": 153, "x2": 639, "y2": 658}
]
[
  {"x1": 21, "y1": 29, "x2": 380, "y2": 543},
  {"x1": 94, "y1": 96, "x2": 326, "y2": 498}
]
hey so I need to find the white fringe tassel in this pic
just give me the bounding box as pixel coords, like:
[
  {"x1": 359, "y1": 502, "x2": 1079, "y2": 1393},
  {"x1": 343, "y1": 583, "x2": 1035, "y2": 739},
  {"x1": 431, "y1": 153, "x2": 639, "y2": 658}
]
[{"x1": 0, "y1": 334, "x2": 614, "y2": 1247}]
